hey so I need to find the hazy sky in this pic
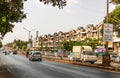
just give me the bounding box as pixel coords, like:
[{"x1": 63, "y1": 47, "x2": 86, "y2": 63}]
[{"x1": 2, "y1": 0, "x2": 115, "y2": 44}]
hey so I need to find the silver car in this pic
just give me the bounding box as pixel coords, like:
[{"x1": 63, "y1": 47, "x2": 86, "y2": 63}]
[
  {"x1": 110, "y1": 55, "x2": 118, "y2": 62},
  {"x1": 114, "y1": 56, "x2": 120, "y2": 63},
  {"x1": 28, "y1": 51, "x2": 42, "y2": 61}
]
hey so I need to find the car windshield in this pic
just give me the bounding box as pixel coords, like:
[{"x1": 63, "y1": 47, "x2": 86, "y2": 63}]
[
  {"x1": 33, "y1": 51, "x2": 41, "y2": 55},
  {"x1": 111, "y1": 55, "x2": 118, "y2": 58}
]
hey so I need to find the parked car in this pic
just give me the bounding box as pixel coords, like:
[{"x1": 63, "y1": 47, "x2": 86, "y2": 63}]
[
  {"x1": 28, "y1": 51, "x2": 42, "y2": 61},
  {"x1": 13, "y1": 50, "x2": 17, "y2": 55},
  {"x1": 110, "y1": 54, "x2": 119, "y2": 62},
  {"x1": 114, "y1": 56, "x2": 120, "y2": 63},
  {"x1": 56, "y1": 52, "x2": 69, "y2": 57}
]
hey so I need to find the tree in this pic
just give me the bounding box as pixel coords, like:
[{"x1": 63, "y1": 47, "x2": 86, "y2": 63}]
[
  {"x1": 74, "y1": 41, "x2": 83, "y2": 46},
  {"x1": 39, "y1": 0, "x2": 66, "y2": 9},
  {"x1": 0, "y1": 0, "x2": 66, "y2": 38},
  {"x1": 63, "y1": 41, "x2": 74, "y2": 52},
  {"x1": 75, "y1": 38, "x2": 101, "y2": 51},
  {"x1": 111, "y1": 0, "x2": 120, "y2": 4},
  {"x1": 22, "y1": 45, "x2": 27, "y2": 51},
  {"x1": 84, "y1": 38, "x2": 101, "y2": 51},
  {"x1": 0, "y1": 0, "x2": 26, "y2": 37},
  {"x1": 104, "y1": 6, "x2": 120, "y2": 36},
  {"x1": 6, "y1": 39, "x2": 28, "y2": 50},
  {"x1": 0, "y1": 40, "x2": 3, "y2": 48}
]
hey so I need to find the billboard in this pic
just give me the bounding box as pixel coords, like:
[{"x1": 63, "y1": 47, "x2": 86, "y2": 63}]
[{"x1": 103, "y1": 24, "x2": 113, "y2": 41}]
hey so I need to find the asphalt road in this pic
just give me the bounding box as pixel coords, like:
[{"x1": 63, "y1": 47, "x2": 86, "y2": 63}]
[{"x1": 1, "y1": 53, "x2": 120, "y2": 78}]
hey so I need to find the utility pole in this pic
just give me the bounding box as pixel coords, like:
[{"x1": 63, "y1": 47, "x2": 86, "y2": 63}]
[
  {"x1": 102, "y1": 0, "x2": 111, "y2": 66},
  {"x1": 23, "y1": 27, "x2": 35, "y2": 49},
  {"x1": 23, "y1": 27, "x2": 35, "y2": 41},
  {"x1": 106, "y1": 0, "x2": 109, "y2": 24},
  {"x1": 106, "y1": 0, "x2": 109, "y2": 55},
  {"x1": 104, "y1": 0, "x2": 109, "y2": 56}
]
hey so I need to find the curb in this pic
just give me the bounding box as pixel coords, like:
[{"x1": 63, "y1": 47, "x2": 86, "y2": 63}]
[{"x1": 43, "y1": 56, "x2": 120, "y2": 72}]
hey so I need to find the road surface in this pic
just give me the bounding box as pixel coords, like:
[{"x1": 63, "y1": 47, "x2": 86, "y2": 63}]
[{"x1": 1, "y1": 53, "x2": 120, "y2": 78}]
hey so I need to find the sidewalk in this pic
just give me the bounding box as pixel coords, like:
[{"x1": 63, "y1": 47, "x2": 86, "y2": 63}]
[
  {"x1": 0, "y1": 53, "x2": 17, "y2": 78},
  {"x1": 95, "y1": 59, "x2": 120, "y2": 68}
]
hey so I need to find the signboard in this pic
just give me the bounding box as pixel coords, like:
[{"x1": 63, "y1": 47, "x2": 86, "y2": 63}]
[
  {"x1": 103, "y1": 24, "x2": 113, "y2": 41},
  {"x1": 70, "y1": 52, "x2": 74, "y2": 56},
  {"x1": 97, "y1": 47, "x2": 104, "y2": 52}
]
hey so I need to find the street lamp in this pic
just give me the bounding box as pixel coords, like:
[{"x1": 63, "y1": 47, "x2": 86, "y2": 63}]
[{"x1": 23, "y1": 27, "x2": 35, "y2": 41}]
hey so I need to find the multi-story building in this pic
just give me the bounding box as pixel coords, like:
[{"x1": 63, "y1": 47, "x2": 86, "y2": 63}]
[{"x1": 32, "y1": 23, "x2": 120, "y2": 54}]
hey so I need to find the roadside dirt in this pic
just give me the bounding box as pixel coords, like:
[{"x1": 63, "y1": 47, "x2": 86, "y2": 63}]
[
  {"x1": 0, "y1": 53, "x2": 17, "y2": 78},
  {"x1": 0, "y1": 65, "x2": 17, "y2": 78}
]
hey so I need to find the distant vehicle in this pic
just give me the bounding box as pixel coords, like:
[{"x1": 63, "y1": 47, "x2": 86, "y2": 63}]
[
  {"x1": 28, "y1": 51, "x2": 42, "y2": 61},
  {"x1": 114, "y1": 56, "x2": 120, "y2": 63},
  {"x1": 13, "y1": 50, "x2": 17, "y2": 55},
  {"x1": 26, "y1": 49, "x2": 29, "y2": 57},
  {"x1": 69, "y1": 46, "x2": 97, "y2": 64},
  {"x1": 56, "y1": 52, "x2": 68, "y2": 57},
  {"x1": 110, "y1": 54, "x2": 118, "y2": 62}
]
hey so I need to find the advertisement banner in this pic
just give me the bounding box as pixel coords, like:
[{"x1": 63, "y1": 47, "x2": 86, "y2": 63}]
[{"x1": 103, "y1": 24, "x2": 113, "y2": 41}]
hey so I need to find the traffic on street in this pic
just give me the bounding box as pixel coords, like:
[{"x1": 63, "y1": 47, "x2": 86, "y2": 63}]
[
  {"x1": 1, "y1": 0, "x2": 120, "y2": 78},
  {"x1": 0, "y1": 52, "x2": 120, "y2": 78}
]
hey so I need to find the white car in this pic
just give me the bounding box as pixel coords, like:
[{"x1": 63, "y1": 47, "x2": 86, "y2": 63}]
[
  {"x1": 68, "y1": 55, "x2": 73, "y2": 61},
  {"x1": 114, "y1": 56, "x2": 120, "y2": 63}
]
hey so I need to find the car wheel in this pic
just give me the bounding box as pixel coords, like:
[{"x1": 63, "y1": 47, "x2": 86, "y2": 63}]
[{"x1": 31, "y1": 58, "x2": 33, "y2": 61}]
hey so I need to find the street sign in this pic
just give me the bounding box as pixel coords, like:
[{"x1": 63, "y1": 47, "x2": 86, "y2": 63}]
[
  {"x1": 103, "y1": 24, "x2": 113, "y2": 41},
  {"x1": 97, "y1": 47, "x2": 104, "y2": 52}
]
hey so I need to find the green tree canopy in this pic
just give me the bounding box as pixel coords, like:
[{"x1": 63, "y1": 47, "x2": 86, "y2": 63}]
[
  {"x1": 84, "y1": 38, "x2": 101, "y2": 51},
  {"x1": 0, "y1": 0, "x2": 26, "y2": 37},
  {"x1": 104, "y1": 6, "x2": 120, "y2": 36},
  {"x1": 111, "y1": 0, "x2": 120, "y2": 4},
  {"x1": 39, "y1": 0, "x2": 66, "y2": 9},
  {"x1": 6, "y1": 39, "x2": 28, "y2": 50},
  {"x1": 0, "y1": 0, "x2": 66, "y2": 38},
  {"x1": 63, "y1": 41, "x2": 74, "y2": 52},
  {"x1": 0, "y1": 40, "x2": 3, "y2": 48}
]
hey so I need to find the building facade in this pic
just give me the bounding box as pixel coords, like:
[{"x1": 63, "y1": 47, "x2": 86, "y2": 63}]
[{"x1": 32, "y1": 23, "x2": 120, "y2": 53}]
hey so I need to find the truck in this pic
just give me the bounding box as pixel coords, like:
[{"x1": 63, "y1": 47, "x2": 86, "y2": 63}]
[{"x1": 71, "y1": 46, "x2": 97, "y2": 64}]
